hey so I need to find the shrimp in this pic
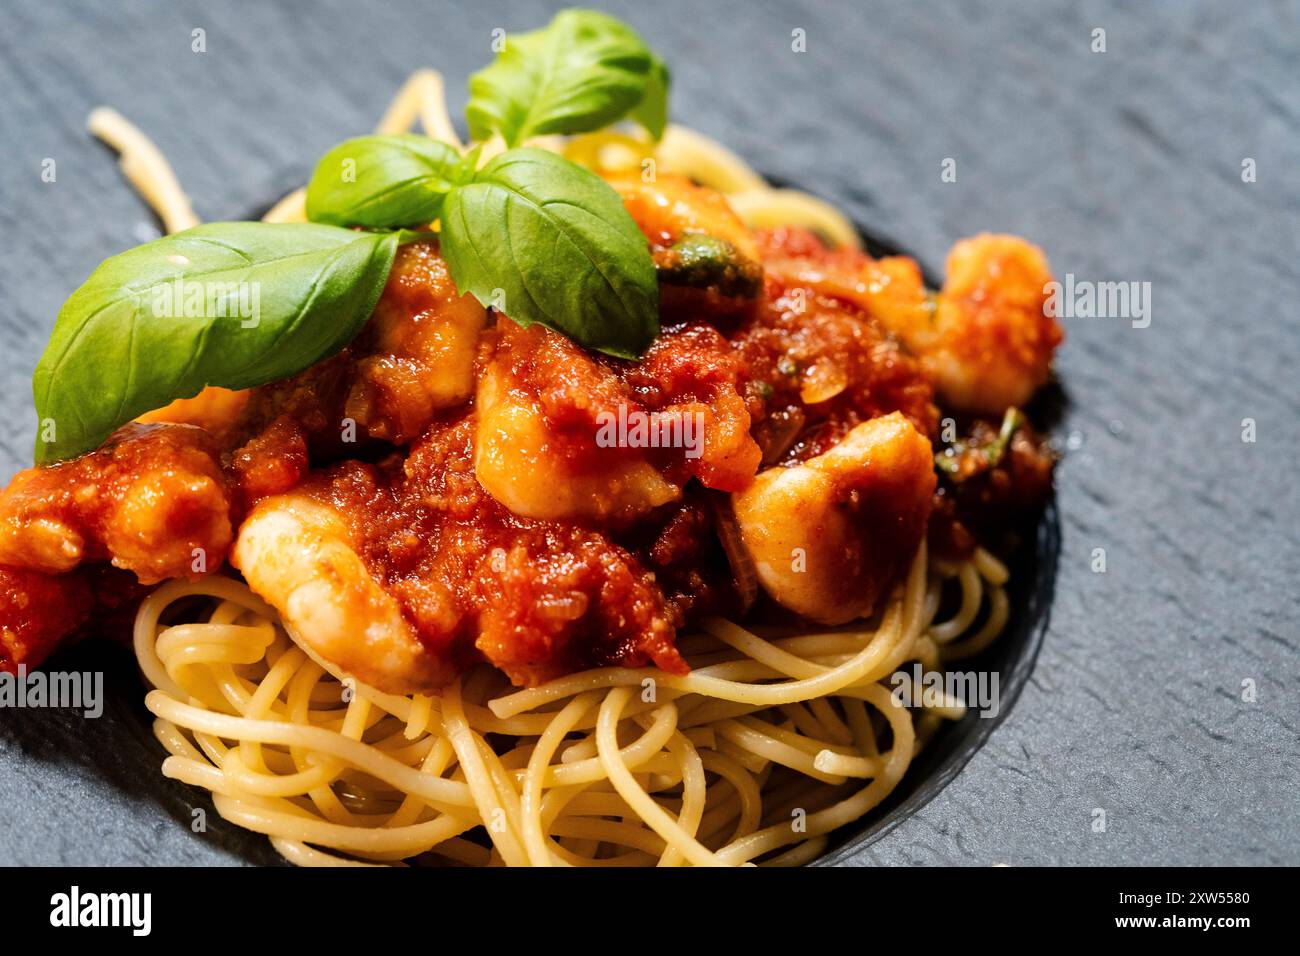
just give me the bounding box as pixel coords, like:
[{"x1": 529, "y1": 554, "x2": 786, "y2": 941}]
[
  {"x1": 474, "y1": 349, "x2": 681, "y2": 523},
  {"x1": 231, "y1": 493, "x2": 455, "y2": 694},
  {"x1": 344, "y1": 241, "x2": 487, "y2": 443},
  {"x1": 0, "y1": 423, "x2": 232, "y2": 584},
  {"x1": 756, "y1": 228, "x2": 1061, "y2": 416},
  {"x1": 472, "y1": 323, "x2": 684, "y2": 524},
  {"x1": 732, "y1": 412, "x2": 935, "y2": 624},
  {"x1": 884, "y1": 234, "x2": 1061, "y2": 415}
]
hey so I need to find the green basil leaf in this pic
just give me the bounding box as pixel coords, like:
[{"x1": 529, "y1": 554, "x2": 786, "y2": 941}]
[
  {"x1": 305, "y1": 134, "x2": 464, "y2": 228},
  {"x1": 440, "y1": 148, "x2": 658, "y2": 359},
  {"x1": 466, "y1": 9, "x2": 657, "y2": 146},
  {"x1": 33, "y1": 222, "x2": 398, "y2": 463},
  {"x1": 629, "y1": 54, "x2": 670, "y2": 141}
]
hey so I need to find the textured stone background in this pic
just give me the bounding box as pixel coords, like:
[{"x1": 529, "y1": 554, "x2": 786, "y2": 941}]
[{"x1": 0, "y1": 0, "x2": 1296, "y2": 865}]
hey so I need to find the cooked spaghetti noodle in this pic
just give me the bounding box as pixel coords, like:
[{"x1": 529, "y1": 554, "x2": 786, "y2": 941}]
[{"x1": 133, "y1": 541, "x2": 1010, "y2": 866}]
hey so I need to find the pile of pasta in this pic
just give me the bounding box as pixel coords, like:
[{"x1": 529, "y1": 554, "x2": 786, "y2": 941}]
[{"x1": 134, "y1": 542, "x2": 1009, "y2": 866}]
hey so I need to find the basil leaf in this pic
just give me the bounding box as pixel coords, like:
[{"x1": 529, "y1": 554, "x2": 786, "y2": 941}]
[
  {"x1": 33, "y1": 222, "x2": 398, "y2": 463},
  {"x1": 306, "y1": 134, "x2": 464, "y2": 228},
  {"x1": 466, "y1": 9, "x2": 658, "y2": 147},
  {"x1": 440, "y1": 148, "x2": 658, "y2": 359},
  {"x1": 629, "y1": 54, "x2": 670, "y2": 140}
]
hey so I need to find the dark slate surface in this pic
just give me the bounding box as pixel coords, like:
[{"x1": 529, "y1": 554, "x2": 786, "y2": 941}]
[{"x1": 1, "y1": 0, "x2": 1296, "y2": 866}]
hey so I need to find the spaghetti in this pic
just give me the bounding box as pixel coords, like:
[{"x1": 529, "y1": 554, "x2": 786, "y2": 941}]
[{"x1": 134, "y1": 541, "x2": 1010, "y2": 866}]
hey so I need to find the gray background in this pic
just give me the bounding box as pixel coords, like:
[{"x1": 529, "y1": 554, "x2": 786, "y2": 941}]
[{"x1": 0, "y1": 0, "x2": 1296, "y2": 865}]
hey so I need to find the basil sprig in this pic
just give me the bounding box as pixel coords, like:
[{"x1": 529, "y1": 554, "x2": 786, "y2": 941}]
[
  {"x1": 304, "y1": 140, "x2": 660, "y2": 360},
  {"x1": 466, "y1": 9, "x2": 669, "y2": 145},
  {"x1": 33, "y1": 223, "x2": 399, "y2": 463},
  {"x1": 33, "y1": 9, "x2": 669, "y2": 464}
]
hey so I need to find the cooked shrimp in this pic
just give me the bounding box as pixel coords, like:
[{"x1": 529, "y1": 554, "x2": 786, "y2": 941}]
[
  {"x1": 756, "y1": 228, "x2": 1061, "y2": 415},
  {"x1": 475, "y1": 354, "x2": 680, "y2": 523},
  {"x1": 231, "y1": 493, "x2": 455, "y2": 694},
  {"x1": 885, "y1": 234, "x2": 1061, "y2": 414},
  {"x1": 0, "y1": 423, "x2": 232, "y2": 584},
  {"x1": 732, "y1": 412, "x2": 935, "y2": 624},
  {"x1": 344, "y1": 241, "x2": 487, "y2": 443}
]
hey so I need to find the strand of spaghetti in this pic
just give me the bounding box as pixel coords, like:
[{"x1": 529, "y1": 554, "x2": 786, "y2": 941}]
[
  {"x1": 405, "y1": 693, "x2": 433, "y2": 739},
  {"x1": 654, "y1": 124, "x2": 767, "y2": 193},
  {"x1": 808, "y1": 695, "x2": 855, "y2": 746},
  {"x1": 521, "y1": 692, "x2": 597, "y2": 866},
  {"x1": 556, "y1": 703, "x2": 678, "y2": 767},
  {"x1": 811, "y1": 748, "x2": 879, "y2": 779},
  {"x1": 764, "y1": 835, "x2": 828, "y2": 867},
  {"x1": 658, "y1": 731, "x2": 708, "y2": 867},
  {"x1": 261, "y1": 189, "x2": 306, "y2": 224},
  {"x1": 281, "y1": 659, "x2": 354, "y2": 825},
  {"x1": 439, "y1": 679, "x2": 529, "y2": 866},
  {"x1": 425, "y1": 836, "x2": 494, "y2": 867},
  {"x1": 973, "y1": 546, "x2": 1010, "y2": 585},
  {"x1": 548, "y1": 817, "x2": 666, "y2": 858},
  {"x1": 152, "y1": 717, "x2": 206, "y2": 763},
  {"x1": 144, "y1": 690, "x2": 474, "y2": 810},
  {"x1": 841, "y1": 697, "x2": 879, "y2": 757},
  {"x1": 212, "y1": 794, "x2": 473, "y2": 855},
  {"x1": 159, "y1": 754, "x2": 246, "y2": 799},
  {"x1": 726, "y1": 188, "x2": 861, "y2": 250},
  {"x1": 414, "y1": 70, "x2": 461, "y2": 146},
  {"x1": 715, "y1": 720, "x2": 846, "y2": 785},
  {"x1": 595, "y1": 689, "x2": 723, "y2": 867},
  {"x1": 701, "y1": 617, "x2": 832, "y2": 679},
  {"x1": 219, "y1": 747, "x2": 346, "y2": 798},
  {"x1": 941, "y1": 585, "x2": 1009, "y2": 662},
  {"x1": 238, "y1": 644, "x2": 310, "y2": 773},
  {"x1": 493, "y1": 599, "x2": 903, "y2": 718},
  {"x1": 902, "y1": 542, "x2": 931, "y2": 637},
  {"x1": 930, "y1": 560, "x2": 983, "y2": 643},
  {"x1": 478, "y1": 733, "x2": 530, "y2": 850},
  {"x1": 271, "y1": 838, "x2": 388, "y2": 867},
  {"x1": 698, "y1": 749, "x2": 763, "y2": 842},
  {"x1": 778, "y1": 702, "x2": 827, "y2": 739},
  {"x1": 383, "y1": 736, "x2": 456, "y2": 829},
  {"x1": 520, "y1": 697, "x2": 679, "y2": 788},
  {"x1": 87, "y1": 106, "x2": 199, "y2": 233},
  {"x1": 375, "y1": 69, "x2": 461, "y2": 146},
  {"x1": 715, "y1": 683, "x2": 915, "y2": 864},
  {"x1": 134, "y1": 577, "x2": 277, "y2": 698},
  {"x1": 735, "y1": 713, "x2": 859, "y2": 760}
]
